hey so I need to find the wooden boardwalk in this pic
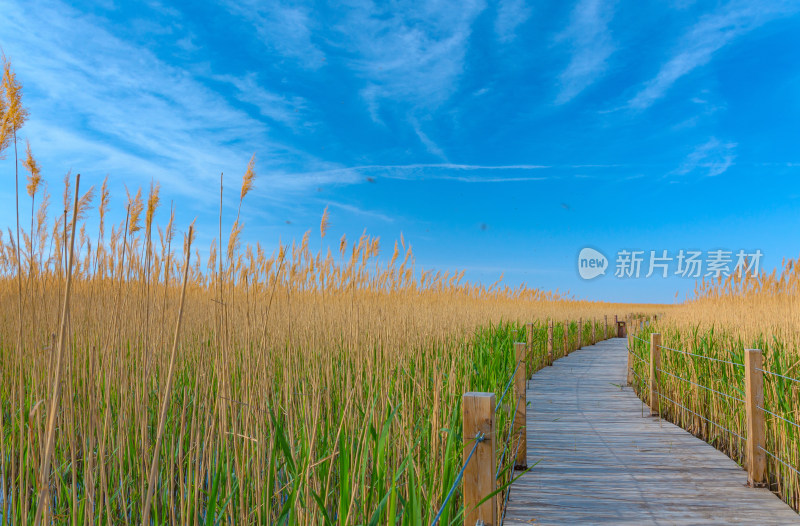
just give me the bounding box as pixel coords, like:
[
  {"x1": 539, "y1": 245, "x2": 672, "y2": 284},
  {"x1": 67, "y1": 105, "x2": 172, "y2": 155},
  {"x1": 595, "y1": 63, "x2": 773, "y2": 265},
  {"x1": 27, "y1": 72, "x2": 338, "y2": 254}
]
[{"x1": 504, "y1": 337, "x2": 799, "y2": 525}]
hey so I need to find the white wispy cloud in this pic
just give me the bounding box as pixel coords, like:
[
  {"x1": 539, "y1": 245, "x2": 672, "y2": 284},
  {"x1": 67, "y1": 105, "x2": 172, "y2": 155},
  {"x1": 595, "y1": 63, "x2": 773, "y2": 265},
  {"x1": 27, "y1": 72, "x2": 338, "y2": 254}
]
[
  {"x1": 222, "y1": 0, "x2": 325, "y2": 70},
  {"x1": 323, "y1": 201, "x2": 395, "y2": 223},
  {"x1": 673, "y1": 137, "x2": 737, "y2": 177},
  {"x1": 409, "y1": 116, "x2": 448, "y2": 161},
  {"x1": 255, "y1": 163, "x2": 553, "y2": 193},
  {"x1": 554, "y1": 0, "x2": 616, "y2": 105},
  {"x1": 0, "y1": 0, "x2": 324, "y2": 212},
  {"x1": 213, "y1": 73, "x2": 308, "y2": 129},
  {"x1": 629, "y1": 1, "x2": 800, "y2": 110},
  {"x1": 335, "y1": 0, "x2": 486, "y2": 115},
  {"x1": 495, "y1": 0, "x2": 532, "y2": 43}
]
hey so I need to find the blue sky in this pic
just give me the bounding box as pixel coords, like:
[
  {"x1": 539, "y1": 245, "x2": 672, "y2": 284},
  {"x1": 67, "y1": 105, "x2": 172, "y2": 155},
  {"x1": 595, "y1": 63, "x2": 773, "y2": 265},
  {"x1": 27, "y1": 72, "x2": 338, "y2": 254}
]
[{"x1": 1, "y1": 0, "x2": 799, "y2": 303}]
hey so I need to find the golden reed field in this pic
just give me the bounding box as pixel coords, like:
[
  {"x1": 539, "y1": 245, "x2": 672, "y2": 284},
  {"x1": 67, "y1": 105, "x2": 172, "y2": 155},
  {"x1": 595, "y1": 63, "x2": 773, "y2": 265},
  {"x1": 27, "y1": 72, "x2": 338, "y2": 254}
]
[
  {"x1": 0, "y1": 55, "x2": 660, "y2": 524},
  {"x1": 2, "y1": 53, "x2": 798, "y2": 524}
]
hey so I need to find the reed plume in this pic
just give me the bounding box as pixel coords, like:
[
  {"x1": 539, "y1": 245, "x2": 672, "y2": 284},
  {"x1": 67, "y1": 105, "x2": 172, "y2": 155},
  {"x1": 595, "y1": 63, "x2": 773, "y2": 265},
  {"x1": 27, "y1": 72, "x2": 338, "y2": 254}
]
[
  {"x1": 23, "y1": 140, "x2": 41, "y2": 198},
  {"x1": 320, "y1": 206, "x2": 330, "y2": 239}
]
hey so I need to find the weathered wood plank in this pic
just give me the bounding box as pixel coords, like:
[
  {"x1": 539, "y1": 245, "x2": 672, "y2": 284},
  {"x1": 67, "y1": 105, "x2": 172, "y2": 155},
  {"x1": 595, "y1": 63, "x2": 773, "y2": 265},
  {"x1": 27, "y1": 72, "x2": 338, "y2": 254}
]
[{"x1": 504, "y1": 338, "x2": 799, "y2": 525}]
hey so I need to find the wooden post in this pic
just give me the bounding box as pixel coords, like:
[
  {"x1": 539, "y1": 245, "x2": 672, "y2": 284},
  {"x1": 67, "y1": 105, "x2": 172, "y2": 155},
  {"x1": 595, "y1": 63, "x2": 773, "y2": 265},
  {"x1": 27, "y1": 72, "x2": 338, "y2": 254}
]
[
  {"x1": 546, "y1": 319, "x2": 553, "y2": 368},
  {"x1": 744, "y1": 349, "x2": 766, "y2": 486},
  {"x1": 525, "y1": 322, "x2": 534, "y2": 377},
  {"x1": 604, "y1": 315, "x2": 608, "y2": 340},
  {"x1": 562, "y1": 321, "x2": 569, "y2": 360},
  {"x1": 626, "y1": 341, "x2": 634, "y2": 386},
  {"x1": 577, "y1": 318, "x2": 582, "y2": 350},
  {"x1": 591, "y1": 318, "x2": 596, "y2": 344},
  {"x1": 514, "y1": 343, "x2": 527, "y2": 470},
  {"x1": 649, "y1": 333, "x2": 661, "y2": 416},
  {"x1": 463, "y1": 392, "x2": 497, "y2": 525},
  {"x1": 614, "y1": 315, "x2": 618, "y2": 338}
]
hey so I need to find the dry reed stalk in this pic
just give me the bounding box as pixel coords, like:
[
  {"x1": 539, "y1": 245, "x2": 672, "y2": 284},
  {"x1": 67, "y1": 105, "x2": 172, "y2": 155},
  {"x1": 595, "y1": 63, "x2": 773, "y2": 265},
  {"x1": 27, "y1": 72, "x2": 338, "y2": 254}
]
[
  {"x1": 142, "y1": 224, "x2": 193, "y2": 525},
  {"x1": 34, "y1": 173, "x2": 80, "y2": 526}
]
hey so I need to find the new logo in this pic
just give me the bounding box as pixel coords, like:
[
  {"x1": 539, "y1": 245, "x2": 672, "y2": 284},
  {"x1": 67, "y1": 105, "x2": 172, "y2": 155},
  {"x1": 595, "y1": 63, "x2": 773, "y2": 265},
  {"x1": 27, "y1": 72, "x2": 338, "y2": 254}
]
[{"x1": 578, "y1": 248, "x2": 607, "y2": 280}]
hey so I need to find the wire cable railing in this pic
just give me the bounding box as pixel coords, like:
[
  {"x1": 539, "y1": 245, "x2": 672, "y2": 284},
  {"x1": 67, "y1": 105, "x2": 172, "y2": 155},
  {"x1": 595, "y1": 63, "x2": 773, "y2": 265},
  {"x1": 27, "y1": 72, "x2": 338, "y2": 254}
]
[
  {"x1": 757, "y1": 367, "x2": 800, "y2": 385},
  {"x1": 759, "y1": 405, "x2": 800, "y2": 430},
  {"x1": 656, "y1": 367, "x2": 746, "y2": 405},
  {"x1": 495, "y1": 361, "x2": 522, "y2": 413},
  {"x1": 759, "y1": 446, "x2": 800, "y2": 478},
  {"x1": 432, "y1": 349, "x2": 528, "y2": 526},
  {"x1": 628, "y1": 326, "x2": 800, "y2": 509},
  {"x1": 658, "y1": 343, "x2": 744, "y2": 368},
  {"x1": 627, "y1": 345, "x2": 648, "y2": 364},
  {"x1": 433, "y1": 322, "x2": 621, "y2": 524},
  {"x1": 496, "y1": 397, "x2": 521, "y2": 479},
  {"x1": 430, "y1": 432, "x2": 485, "y2": 526},
  {"x1": 629, "y1": 367, "x2": 647, "y2": 387},
  {"x1": 656, "y1": 391, "x2": 747, "y2": 442}
]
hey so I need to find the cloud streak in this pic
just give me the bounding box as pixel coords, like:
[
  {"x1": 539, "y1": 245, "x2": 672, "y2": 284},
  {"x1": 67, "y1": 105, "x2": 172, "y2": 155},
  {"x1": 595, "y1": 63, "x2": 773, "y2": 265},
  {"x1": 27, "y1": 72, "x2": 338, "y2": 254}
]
[
  {"x1": 0, "y1": 0, "x2": 325, "y2": 210},
  {"x1": 495, "y1": 0, "x2": 532, "y2": 43},
  {"x1": 629, "y1": 1, "x2": 800, "y2": 109},
  {"x1": 222, "y1": 0, "x2": 325, "y2": 70},
  {"x1": 673, "y1": 137, "x2": 737, "y2": 177},
  {"x1": 554, "y1": 0, "x2": 616, "y2": 104},
  {"x1": 335, "y1": 0, "x2": 486, "y2": 116}
]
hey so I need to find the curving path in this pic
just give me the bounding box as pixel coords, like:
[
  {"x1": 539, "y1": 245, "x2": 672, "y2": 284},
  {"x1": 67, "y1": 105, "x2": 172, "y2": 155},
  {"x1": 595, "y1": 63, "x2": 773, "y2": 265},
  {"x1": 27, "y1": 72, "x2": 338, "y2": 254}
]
[{"x1": 503, "y1": 338, "x2": 800, "y2": 525}]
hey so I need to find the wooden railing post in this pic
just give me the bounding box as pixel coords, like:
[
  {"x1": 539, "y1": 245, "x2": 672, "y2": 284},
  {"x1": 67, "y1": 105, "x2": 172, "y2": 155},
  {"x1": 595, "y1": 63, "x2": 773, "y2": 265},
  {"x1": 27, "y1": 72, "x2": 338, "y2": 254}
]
[
  {"x1": 562, "y1": 321, "x2": 569, "y2": 359},
  {"x1": 626, "y1": 342, "x2": 634, "y2": 386},
  {"x1": 546, "y1": 319, "x2": 553, "y2": 367},
  {"x1": 525, "y1": 322, "x2": 534, "y2": 377},
  {"x1": 614, "y1": 315, "x2": 618, "y2": 337},
  {"x1": 604, "y1": 315, "x2": 608, "y2": 340},
  {"x1": 649, "y1": 333, "x2": 661, "y2": 416},
  {"x1": 514, "y1": 343, "x2": 527, "y2": 470},
  {"x1": 463, "y1": 392, "x2": 497, "y2": 525},
  {"x1": 744, "y1": 349, "x2": 766, "y2": 486},
  {"x1": 577, "y1": 318, "x2": 582, "y2": 350},
  {"x1": 591, "y1": 318, "x2": 596, "y2": 344}
]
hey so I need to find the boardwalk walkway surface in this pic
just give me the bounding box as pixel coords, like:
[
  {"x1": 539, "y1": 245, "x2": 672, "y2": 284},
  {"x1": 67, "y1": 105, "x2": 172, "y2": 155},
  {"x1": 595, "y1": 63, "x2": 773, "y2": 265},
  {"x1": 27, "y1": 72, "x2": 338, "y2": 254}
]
[{"x1": 504, "y1": 337, "x2": 799, "y2": 525}]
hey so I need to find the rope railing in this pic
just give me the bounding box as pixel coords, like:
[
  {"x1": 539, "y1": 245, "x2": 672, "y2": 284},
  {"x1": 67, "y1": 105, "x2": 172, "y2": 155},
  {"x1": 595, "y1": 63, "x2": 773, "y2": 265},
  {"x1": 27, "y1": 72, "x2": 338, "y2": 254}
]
[
  {"x1": 434, "y1": 318, "x2": 617, "y2": 524},
  {"x1": 495, "y1": 361, "x2": 521, "y2": 413},
  {"x1": 433, "y1": 341, "x2": 526, "y2": 525},
  {"x1": 496, "y1": 397, "x2": 521, "y2": 479},
  {"x1": 430, "y1": 432, "x2": 485, "y2": 526}
]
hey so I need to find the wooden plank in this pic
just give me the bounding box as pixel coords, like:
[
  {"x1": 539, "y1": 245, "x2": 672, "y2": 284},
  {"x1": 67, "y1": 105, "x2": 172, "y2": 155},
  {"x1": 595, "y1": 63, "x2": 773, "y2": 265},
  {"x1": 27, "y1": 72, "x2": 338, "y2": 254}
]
[{"x1": 503, "y1": 338, "x2": 800, "y2": 525}]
